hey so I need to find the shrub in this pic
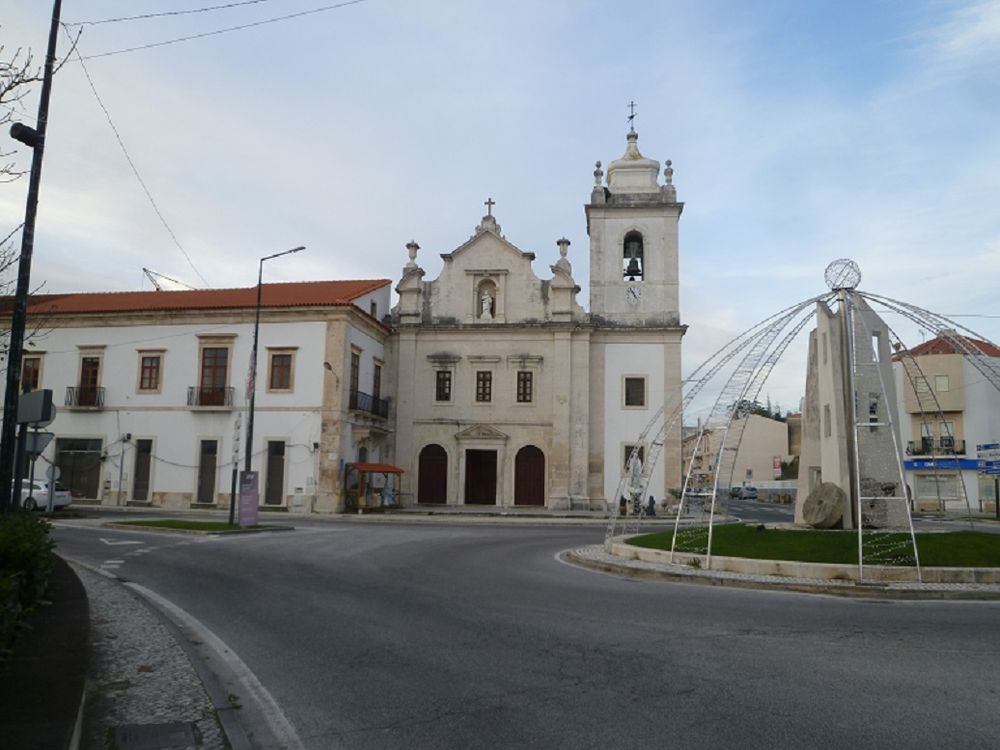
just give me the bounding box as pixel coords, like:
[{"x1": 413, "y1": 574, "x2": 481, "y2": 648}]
[{"x1": 0, "y1": 511, "x2": 54, "y2": 656}]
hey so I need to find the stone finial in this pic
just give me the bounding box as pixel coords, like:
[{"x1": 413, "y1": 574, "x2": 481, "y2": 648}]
[
  {"x1": 593, "y1": 160, "x2": 603, "y2": 186},
  {"x1": 552, "y1": 237, "x2": 572, "y2": 275},
  {"x1": 556, "y1": 237, "x2": 570, "y2": 259},
  {"x1": 405, "y1": 240, "x2": 420, "y2": 269},
  {"x1": 624, "y1": 130, "x2": 641, "y2": 160},
  {"x1": 662, "y1": 159, "x2": 677, "y2": 200},
  {"x1": 476, "y1": 213, "x2": 501, "y2": 235}
]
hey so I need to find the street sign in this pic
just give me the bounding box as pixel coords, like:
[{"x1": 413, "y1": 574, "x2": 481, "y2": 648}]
[
  {"x1": 24, "y1": 430, "x2": 53, "y2": 458},
  {"x1": 17, "y1": 389, "x2": 55, "y2": 425},
  {"x1": 976, "y1": 443, "x2": 1000, "y2": 475},
  {"x1": 977, "y1": 443, "x2": 1000, "y2": 460},
  {"x1": 45, "y1": 464, "x2": 61, "y2": 481},
  {"x1": 239, "y1": 471, "x2": 259, "y2": 528}
]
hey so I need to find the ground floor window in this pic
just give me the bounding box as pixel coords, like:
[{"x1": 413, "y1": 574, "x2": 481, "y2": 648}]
[
  {"x1": 914, "y1": 472, "x2": 961, "y2": 500},
  {"x1": 979, "y1": 476, "x2": 998, "y2": 505},
  {"x1": 55, "y1": 438, "x2": 104, "y2": 500}
]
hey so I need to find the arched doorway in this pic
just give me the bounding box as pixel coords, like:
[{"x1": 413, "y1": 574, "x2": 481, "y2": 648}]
[
  {"x1": 418, "y1": 444, "x2": 448, "y2": 504},
  {"x1": 514, "y1": 445, "x2": 545, "y2": 506}
]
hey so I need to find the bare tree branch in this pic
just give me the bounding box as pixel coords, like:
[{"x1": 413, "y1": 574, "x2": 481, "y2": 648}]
[
  {"x1": 52, "y1": 25, "x2": 82, "y2": 77},
  {"x1": 0, "y1": 30, "x2": 42, "y2": 183}
]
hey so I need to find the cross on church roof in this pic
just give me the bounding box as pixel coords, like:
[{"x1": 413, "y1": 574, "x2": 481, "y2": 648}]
[
  {"x1": 484, "y1": 197, "x2": 495, "y2": 217},
  {"x1": 627, "y1": 100, "x2": 637, "y2": 132}
]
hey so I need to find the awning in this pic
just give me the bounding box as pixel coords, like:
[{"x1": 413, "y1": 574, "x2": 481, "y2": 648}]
[{"x1": 347, "y1": 463, "x2": 404, "y2": 474}]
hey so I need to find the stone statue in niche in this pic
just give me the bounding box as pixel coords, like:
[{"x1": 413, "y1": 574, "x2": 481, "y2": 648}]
[{"x1": 480, "y1": 290, "x2": 494, "y2": 321}]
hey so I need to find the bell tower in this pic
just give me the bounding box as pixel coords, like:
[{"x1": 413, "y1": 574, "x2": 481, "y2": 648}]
[{"x1": 585, "y1": 128, "x2": 682, "y2": 325}]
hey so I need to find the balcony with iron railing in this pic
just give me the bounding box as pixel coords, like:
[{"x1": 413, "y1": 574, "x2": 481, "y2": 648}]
[
  {"x1": 65, "y1": 386, "x2": 105, "y2": 410},
  {"x1": 187, "y1": 386, "x2": 235, "y2": 409},
  {"x1": 349, "y1": 390, "x2": 389, "y2": 419},
  {"x1": 907, "y1": 438, "x2": 966, "y2": 456}
]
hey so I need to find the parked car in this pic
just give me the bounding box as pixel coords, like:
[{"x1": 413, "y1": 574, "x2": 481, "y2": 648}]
[
  {"x1": 19, "y1": 479, "x2": 72, "y2": 511},
  {"x1": 739, "y1": 486, "x2": 758, "y2": 500}
]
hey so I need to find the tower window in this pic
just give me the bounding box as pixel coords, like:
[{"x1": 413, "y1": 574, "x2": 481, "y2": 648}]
[{"x1": 623, "y1": 231, "x2": 644, "y2": 280}]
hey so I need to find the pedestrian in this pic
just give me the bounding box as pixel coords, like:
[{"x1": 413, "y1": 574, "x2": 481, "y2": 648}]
[{"x1": 647, "y1": 495, "x2": 656, "y2": 516}]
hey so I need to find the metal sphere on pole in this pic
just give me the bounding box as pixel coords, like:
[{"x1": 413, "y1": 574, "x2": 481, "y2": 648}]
[{"x1": 243, "y1": 246, "x2": 305, "y2": 474}]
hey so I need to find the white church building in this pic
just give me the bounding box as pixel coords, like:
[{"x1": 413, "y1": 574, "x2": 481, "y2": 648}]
[{"x1": 388, "y1": 129, "x2": 685, "y2": 510}]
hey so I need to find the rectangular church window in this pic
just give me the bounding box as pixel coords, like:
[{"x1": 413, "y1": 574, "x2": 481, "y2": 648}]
[
  {"x1": 517, "y1": 371, "x2": 533, "y2": 403},
  {"x1": 476, "y1": 371, "x2": 492, "y2": 403},
  {"x1": 624, "y1": 376, "x2": 646, "y2": 407},
  {"x1": 436, "y1": 371, "x2": 452, "y2": 402}
]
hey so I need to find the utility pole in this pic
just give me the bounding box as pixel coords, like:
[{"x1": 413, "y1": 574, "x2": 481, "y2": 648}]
[{"x1": 0, "y1": 0, "x2": 63, "y2": 513}]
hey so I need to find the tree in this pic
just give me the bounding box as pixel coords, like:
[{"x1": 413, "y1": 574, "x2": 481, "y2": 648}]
[
  {"x1": 731, "y1": 398, "x2": 787, "y2": 423},
  {"x1": 0, "y1": 35, "x2": 41, "y2": 184}
]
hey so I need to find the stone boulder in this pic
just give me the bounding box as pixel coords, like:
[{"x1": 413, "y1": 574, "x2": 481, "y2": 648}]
[{"x1": 802, "y1": 482, "x2": 846, "y2": 529}]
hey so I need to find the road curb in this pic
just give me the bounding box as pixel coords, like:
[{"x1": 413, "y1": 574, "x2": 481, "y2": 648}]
[
  {"x1": 69, "y1": 560, "x2": 253, "y2": 750},
  {"x1": 564, "y1": 547, "x2": 1000, "y2": 600},
  {"x1": 102, "y1": 522, "x2": 295, "y2": 536}
]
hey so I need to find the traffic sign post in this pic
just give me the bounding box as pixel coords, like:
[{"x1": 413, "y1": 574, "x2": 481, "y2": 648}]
[{"x1": 976, "y1": 444, "x2": 1000, "y2": 519}]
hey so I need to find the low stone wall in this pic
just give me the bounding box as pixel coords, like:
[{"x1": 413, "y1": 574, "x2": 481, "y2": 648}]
[{"x1": 609, "y1": 539, "x2": 1000, "y2": 584}]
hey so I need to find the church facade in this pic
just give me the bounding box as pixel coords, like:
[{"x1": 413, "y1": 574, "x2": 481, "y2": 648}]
[{"x1": 388, "y1": 131, "x2": 685, "y2": 510}]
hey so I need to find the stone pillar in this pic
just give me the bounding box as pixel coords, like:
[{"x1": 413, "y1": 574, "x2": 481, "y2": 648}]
[
  {"x1": 568, "y1": 332, "x2": 591, "y2": 509},
  {"x1": 549, "y1": 330, "x2": 573, "y2": 509},
  {"x1": 393, "y1": 329, "x2": 418, "y2": 506},
  {"x1": 316, "y1": 318, "x2": 347, "y2": 513}
]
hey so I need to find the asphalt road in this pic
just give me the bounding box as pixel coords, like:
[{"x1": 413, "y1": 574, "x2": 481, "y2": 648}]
[{"x1": 54, "y1": 517, "x2": 1000, "y2": 749}]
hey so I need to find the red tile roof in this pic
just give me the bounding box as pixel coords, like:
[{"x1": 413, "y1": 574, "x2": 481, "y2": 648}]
[
  {"x1": 903, "y1": 333, "x2": 1000, "y2": 358},
  {"x1": 4, "y1": 280, "x2": 390, "y2": 316}
]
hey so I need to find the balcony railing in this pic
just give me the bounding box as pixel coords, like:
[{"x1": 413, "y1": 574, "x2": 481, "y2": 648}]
[
  {"x1": 349, "y1": 389, "x2": 389, "y2": 419},
  {"x1": 65, "y1": 386, "x2": 105, "y2": 409},
  {"x1": 907, "y1": 439, "x2": 966, "y2": 456},
  {"x1": 187, "y1": 386, "x2": 234, "y2": 408}
]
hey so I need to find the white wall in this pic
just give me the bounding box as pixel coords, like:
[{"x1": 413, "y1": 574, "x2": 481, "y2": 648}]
[
  {"x1": 12, "y1": 317, "x2": 329, "y2": 505},
  {"x1": 602, "y1": 341, "x2": 666, "y2": 503}
]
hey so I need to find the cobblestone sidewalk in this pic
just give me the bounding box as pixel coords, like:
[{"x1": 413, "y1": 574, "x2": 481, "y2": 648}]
[{"x1": 73, "y1": 565, "x2": 228, "y2": 750}]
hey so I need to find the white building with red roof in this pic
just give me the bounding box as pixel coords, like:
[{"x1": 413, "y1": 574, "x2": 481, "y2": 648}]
[{"x1": 6, "y1": 279, "x2": 393, "y2": 512}]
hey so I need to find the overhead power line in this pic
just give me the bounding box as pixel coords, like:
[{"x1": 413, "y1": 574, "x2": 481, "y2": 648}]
[
  {"x1": 66, "y1": 0, "x2": 274, "y2": 26},
  {"x1": 63, "y1": 27, "x2": 210, "y2": 286},
  {"x1": 78, "y1": 0, "x2": 368, "y2": 61}
]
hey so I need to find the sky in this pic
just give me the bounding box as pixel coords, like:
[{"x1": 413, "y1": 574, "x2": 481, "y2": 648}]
[{"x1": 2, "y1": 0, "x2": 999, "y2": 415}]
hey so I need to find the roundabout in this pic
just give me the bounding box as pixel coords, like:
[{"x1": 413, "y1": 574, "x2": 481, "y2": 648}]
[{"x1": 570, "y1": 528, "x2": 1000, "y2": 600}]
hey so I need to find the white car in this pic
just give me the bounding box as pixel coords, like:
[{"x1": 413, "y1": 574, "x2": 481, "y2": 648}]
[{"x1": 19, "y1": 479, "x2": 72, "y2": 511}]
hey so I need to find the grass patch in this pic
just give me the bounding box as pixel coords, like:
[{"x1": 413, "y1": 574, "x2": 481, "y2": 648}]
[
  {"x1": 628, "y1": 525, "x2": 1000, "y2": 567},
  {"x1": 116, "y1": 520, "x2": 259, "y2": 532}
]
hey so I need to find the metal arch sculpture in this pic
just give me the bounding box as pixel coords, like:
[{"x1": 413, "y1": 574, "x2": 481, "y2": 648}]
[{"x1": 605, "y1": 260, "x2": 1000, "y2": 583}]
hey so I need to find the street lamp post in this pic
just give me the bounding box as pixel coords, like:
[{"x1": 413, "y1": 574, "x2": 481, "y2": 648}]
[
  {"x1": 243, "y1": 246, "x2": 305, "y2": 474},
  {"x1": 0, "y1": 0, "x2": 63, "y2": 514}
]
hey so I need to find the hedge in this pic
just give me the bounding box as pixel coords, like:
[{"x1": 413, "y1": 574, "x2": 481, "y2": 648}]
[{"x1": 0, "y1": 511, "x2": 54, "y2": 657}]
